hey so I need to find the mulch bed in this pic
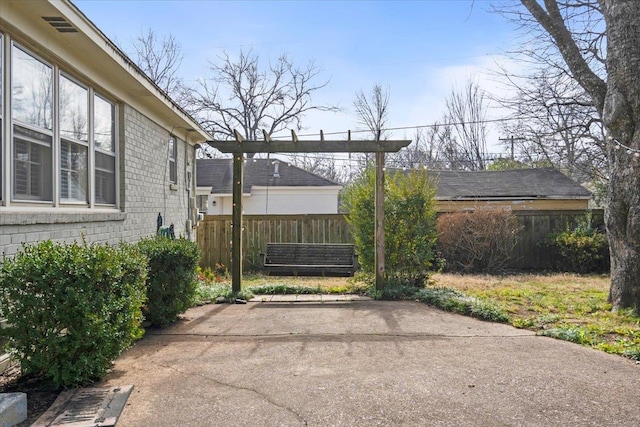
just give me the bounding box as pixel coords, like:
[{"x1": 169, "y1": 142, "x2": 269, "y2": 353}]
[{"x1": 0, "y1": 365, "x2": 61, "y2": 426}]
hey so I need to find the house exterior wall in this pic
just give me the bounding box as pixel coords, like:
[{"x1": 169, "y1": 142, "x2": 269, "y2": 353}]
[
  {"x1": 206, "y1": 186, "x2": 341, "y2": 215},
  {"x1": 120, "y1": 106, "x2": 196, "y2": 241},
  {"x1": 0, "y1": 3, "x2": 202, "y2": 258},
  {"x1": 0, "y1": 105, "x2": 196, "y2": 257}
]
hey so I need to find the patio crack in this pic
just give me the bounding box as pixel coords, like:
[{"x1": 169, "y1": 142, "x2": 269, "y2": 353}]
[{"x1": 156, "y1": 362, "x2": 308, "y2": 426}]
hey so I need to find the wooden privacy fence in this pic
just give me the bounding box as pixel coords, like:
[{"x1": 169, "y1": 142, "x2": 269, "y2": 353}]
[
  {"x1": 196, "y1": 210, "x2": 604, "y2": 272},
  {"x1": 510, "y1": 209, "x2": 604, "y2": 270},
  {"x1": 197, "y1": 214, "x2": 353, "y2": 271}
]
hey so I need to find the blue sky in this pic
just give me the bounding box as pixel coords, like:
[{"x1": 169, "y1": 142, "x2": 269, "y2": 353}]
[{"x1": 76, "y1": 0, "x2": 521, "y2": 150}]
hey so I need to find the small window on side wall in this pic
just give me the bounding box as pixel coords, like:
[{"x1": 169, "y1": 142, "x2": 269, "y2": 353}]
[{"x1": 169, "y1": 136, "x2": 177, "y2": 183}]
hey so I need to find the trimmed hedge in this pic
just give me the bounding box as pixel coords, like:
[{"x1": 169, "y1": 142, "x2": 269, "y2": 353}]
[
  {"x1": 0, "y1": 241, "x2": 147, "y2": 387},
  {"x1": 136, "y1": 237, "x2": 200, "y2": 326}
]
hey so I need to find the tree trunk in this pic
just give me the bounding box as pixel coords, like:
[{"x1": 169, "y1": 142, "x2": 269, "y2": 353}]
[
  {"x1": 601, "y1": 0, "x2": 640, "y2": 313},
  {"x1": 519, "y1": 0, "x2": 640, "y2": 313}
]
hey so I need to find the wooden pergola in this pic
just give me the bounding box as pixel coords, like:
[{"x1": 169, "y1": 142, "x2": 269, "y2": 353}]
[{"x1": 207, "y1": 130, "x2": 411, "y2": 293}]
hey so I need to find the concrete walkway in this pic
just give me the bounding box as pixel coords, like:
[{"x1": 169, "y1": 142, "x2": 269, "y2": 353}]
[{"x1": 100, "y1": 297, "x2": 640, "y2": 426}]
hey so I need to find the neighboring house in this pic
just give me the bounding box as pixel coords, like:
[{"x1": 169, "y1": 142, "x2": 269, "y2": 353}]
[
  {"x1": 0, "y1": 0, "x2": 211, "y2": 257},
  {"x1": 196, "y1": 158, "x2": 342, "y2": 215},
  {"x1": 432, "y1": 168, "x2": 592, "y2": 212}
]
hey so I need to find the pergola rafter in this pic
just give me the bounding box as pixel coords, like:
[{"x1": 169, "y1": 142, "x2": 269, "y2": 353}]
[{"x1": 206, "y1": 129, "x2": 411, "y2": 293}]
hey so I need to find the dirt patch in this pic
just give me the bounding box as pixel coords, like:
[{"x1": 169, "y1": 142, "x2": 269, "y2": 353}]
[{"x1": 0, "y1": 365, "x2": 60, "y2": 426}]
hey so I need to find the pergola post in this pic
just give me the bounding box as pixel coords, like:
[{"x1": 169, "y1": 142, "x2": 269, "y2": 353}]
[
  {"x1": 375, "y1": 151, "x2": 385, "y2": 291},
  {"x1": 231, "y1": 152, "x2": 243, "y2": 293}
]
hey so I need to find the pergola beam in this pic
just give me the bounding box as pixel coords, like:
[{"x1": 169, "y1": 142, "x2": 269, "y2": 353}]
[{"x1": 207, "y1": 139, "x2": 410, "y2": 154}]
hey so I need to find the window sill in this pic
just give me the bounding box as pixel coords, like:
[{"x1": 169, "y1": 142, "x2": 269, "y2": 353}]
[
  {"x1": 169, "y1": 183, "x2": 178, "y2": 191},
  {"x1": 0, "y1": 207, "x2": 126, "y2": 225}
]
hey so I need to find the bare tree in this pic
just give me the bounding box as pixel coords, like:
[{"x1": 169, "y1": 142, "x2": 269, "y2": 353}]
[
  {"x1": 186, "y1": 50, "x2": 337, "y2": 157},
  {"x1": 352, "y1": 84, "x2": 391, "y2": 170},
  {"x1": 443, "y1": 78, "x2": 490, "y2": 170},
  {"x1": 131, "y1": 29, "x2": 186, "y2": 105},
  {"x1": 508, "y1": 0, "x2": 640, "y2": 313},
  {"x1": 392, "y1": 124, "x2": 456, "y2": 170},
  {"x1": 288, "y1": 153, "x2": 346, "y2": 183},
  {"x1": 497, "y1": 68, "x2": 607, "y2": 183}
]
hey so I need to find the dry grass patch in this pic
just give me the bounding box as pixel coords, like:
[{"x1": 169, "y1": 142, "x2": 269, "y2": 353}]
[{"x1": 433, "y1": 273, "x2": 640, "y2": 360}]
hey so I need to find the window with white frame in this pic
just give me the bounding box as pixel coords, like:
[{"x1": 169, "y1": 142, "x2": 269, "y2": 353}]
[
  {"x1": 169, "y1": 135, "x2": 177, "y2": 183},
  {"x1": 11, "y1": 45, "x2": 53, "y2": 201},
  {"x1": 94, "y1": 94, "x2": 116, "y2": 205},
  {"x1": 4, "y1": 42, "x2": 117, "y2": 207},
  {"x1": 59, "y1": 74, "x2": 88, "y2": 203},
  {"x1": 0, "y1": 32, "x2": 3, "y2": 201}
]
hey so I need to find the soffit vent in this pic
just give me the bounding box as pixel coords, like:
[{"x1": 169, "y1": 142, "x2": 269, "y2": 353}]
[{"x1": 42, "y1": 16, "x2": 78, "y2": 33}]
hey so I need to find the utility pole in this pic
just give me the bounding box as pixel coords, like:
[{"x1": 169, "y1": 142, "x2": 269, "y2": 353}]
[{"x1": 498, "y1": 135, "x2": 526, "y2": 160}]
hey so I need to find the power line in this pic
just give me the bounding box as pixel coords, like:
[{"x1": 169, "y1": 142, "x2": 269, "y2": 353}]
[
  {"x1": 609, "y1": 136, "x2": 640, "y2": 156},
  {"x1": 268, "y1": 116, "x2": 523, "y2": 140}
]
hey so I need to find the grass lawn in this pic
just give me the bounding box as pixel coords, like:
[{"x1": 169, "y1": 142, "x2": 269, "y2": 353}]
[
  {"x1": 195, "y1": 270, "x2": 640, "y2": 361},
  {"x1": 433, "y1": 273, "x2": 640, "y2": 360}
]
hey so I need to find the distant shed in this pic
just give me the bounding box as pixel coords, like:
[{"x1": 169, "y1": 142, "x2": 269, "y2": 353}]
[{"x1": 432, "y1": 168, "x2": 592, "y2": 212}]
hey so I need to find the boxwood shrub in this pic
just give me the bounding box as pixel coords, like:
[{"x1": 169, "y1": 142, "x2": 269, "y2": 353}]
[
  {"x1": 136, "y1": 237, "x2": 200, "y2": 326},
  {"x1": 0, "y1": 240, "x2": 147, "y2": 387},
  {"x1": 543, "y1": 228, "x2": 609, "y2": 273}
]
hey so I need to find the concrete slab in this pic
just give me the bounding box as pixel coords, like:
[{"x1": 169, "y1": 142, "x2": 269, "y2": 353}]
[
  {"x1": 0, "y1": 392, "x2": 26, "y2": 427},
  {"x1": 100, "y1": 300, "x2": 640, "y2": 427},
  {"x1": 248, "y1": 294, "x2": 372, "y2": 303}
]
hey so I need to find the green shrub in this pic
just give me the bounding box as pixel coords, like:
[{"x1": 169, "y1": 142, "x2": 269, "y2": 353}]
[
  {"x1": 436, "y1": 209, "x2": 522, "y2": 273},
  {"x1": 0, "y1": 240, "x2": 147, "y2": 387},
  {"x1": 542, "y1": 217, "x2": 609, "y2": 273},
  {"x1": 194, "y1": 282, "x2": 253, "y2": 304},
  {"x1": 342, "y1": 168, "x2": 438, "y2": 283},
  {"x1": 415, "y1": 287, "x2": 510, "y2": 323},
  {"x1": 136, "y1": 237, "x2": 200, "y2": 326}
]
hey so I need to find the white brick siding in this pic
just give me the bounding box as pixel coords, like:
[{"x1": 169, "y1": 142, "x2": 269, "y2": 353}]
[{"x1": 0, "y1": 104, "x2": 197, "y2": 257}]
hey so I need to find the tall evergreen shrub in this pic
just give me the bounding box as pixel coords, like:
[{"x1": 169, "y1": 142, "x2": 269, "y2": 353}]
[
  {"x1": 0, "y1": 241, "x2": 147, "y2": 387},
  {"x1": 343, "y1": 168, "x2": 438, "y2": 284},
  {"x1": 136, "y1": 237, "x2": 200, "y2": 326}
]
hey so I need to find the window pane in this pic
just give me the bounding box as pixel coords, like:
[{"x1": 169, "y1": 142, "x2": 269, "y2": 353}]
[
  {"x1": 169, "y1": 137, "x2": 177, "y2": 183},
  {"x1": 13, "y1": 125, "x2": 52, "y2": 201},
  {"x1": 60, "y1": 139, "x2": 88, "y2": 202},
  {"x1": 94, "y1": 95, "x2": 114, "y2": 152},
  {"x1": 0, "y1": 33, "x2": 3, "y2": 109},
  {"x1": 95, "y1": 151, "x2": 115, "y2": 204},
  {"x1": 12, "y1": 46, "x2": 53, "y2": 130},
  {"x1": 60, "y1": 75, "x2": 88, "y2": 142},
  {"x1": 1, "y1": 34, "x2": 3, "y2": 201}
]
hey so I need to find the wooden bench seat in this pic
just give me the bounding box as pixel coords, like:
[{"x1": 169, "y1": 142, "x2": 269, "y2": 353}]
[{"x1": 260, "y1": 243, "x2": 358, "y2": 276}]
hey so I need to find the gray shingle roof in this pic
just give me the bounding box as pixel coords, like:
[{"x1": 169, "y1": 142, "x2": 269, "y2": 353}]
[
  {"x1": 196, "y1": 158, "x2": 340, "y2": 194},
  {"x1": 431, "y1": 168, "x2": 591, "y2": 199}
]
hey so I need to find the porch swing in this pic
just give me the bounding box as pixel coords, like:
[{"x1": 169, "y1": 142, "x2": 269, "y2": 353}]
[{"x1": 207, "y1": 129, "x2": 411, "y2": 292}]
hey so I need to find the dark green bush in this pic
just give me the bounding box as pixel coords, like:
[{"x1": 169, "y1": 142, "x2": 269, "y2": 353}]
[
  {"x1": 0, "y1": 240, "x2": 147, "y2": 387},
  {"x1": 543, "y1": 222, "x2": 609, "y2": 273},
  {"x1": 342, "y1": 168, "x2": 438, "y2": 283},
  {"x1": 136, "y1": 237, "x2": 200, "y2": 326}
]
